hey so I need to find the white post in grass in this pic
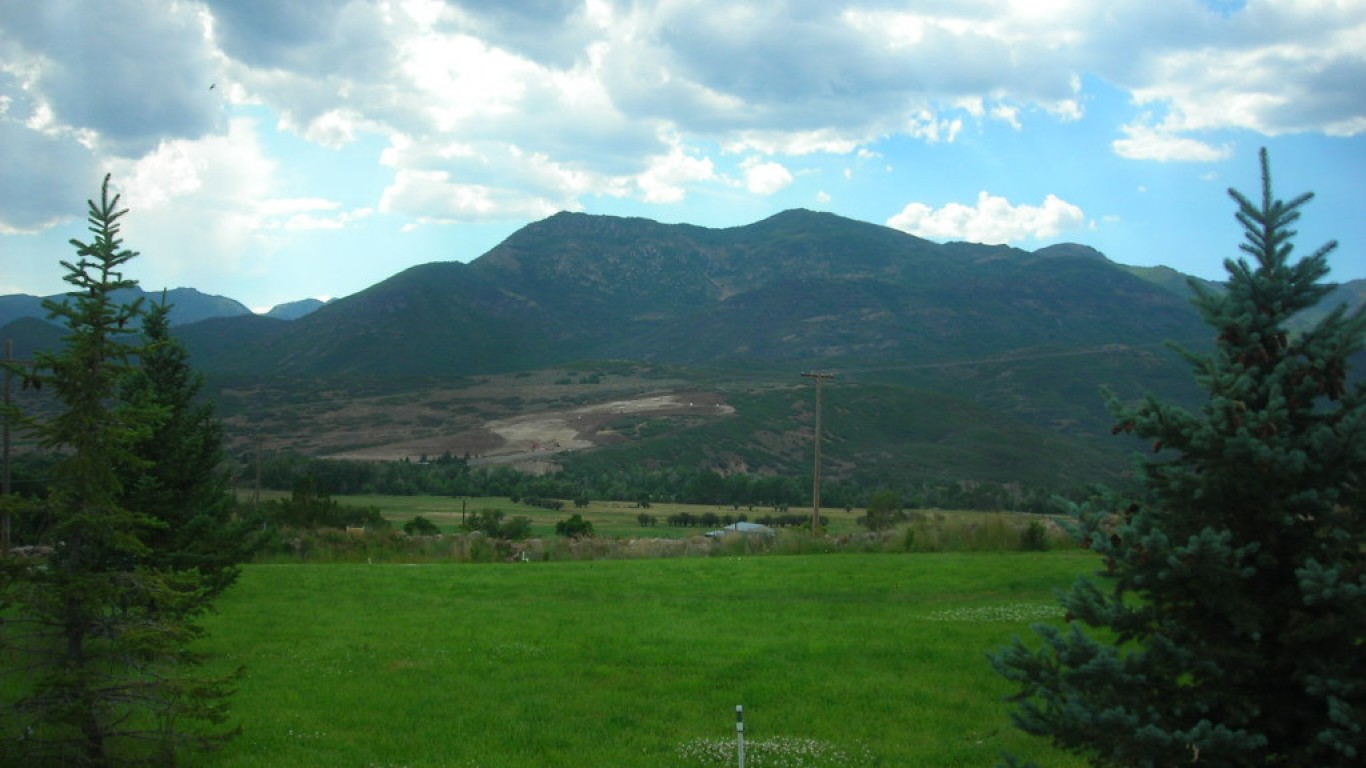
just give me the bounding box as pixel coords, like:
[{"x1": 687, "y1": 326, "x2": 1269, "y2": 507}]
[{"x1": 736, "y1": 705, "x2": 745, "y2": 768}]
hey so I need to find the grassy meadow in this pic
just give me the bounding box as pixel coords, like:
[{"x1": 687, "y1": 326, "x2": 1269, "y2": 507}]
[
  {"x1": 190, "y1": 552, "x2": 1096, "y2": 767},
  {"x1": 355, "y1": 494, "x2": 871, "y2": 538}
]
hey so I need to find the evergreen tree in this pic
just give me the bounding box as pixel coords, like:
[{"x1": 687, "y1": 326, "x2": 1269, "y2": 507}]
[
  {"x1": 0, "y1": 176, "x2": 239, "y2": 766},
  {"x1": 119, "y1": 297, "x2": 257, "y2": 597},
  {"x1": 993, "y1": 149, "x2": 1366, "y2": 767}
]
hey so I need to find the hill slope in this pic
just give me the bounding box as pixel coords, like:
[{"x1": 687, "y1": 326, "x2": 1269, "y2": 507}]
[{"x1": 10, "y1": 209, "x2": 1359, "y2": 491}]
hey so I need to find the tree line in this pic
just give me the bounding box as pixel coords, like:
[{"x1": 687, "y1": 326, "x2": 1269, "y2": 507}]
[{"x1": 235, "y1": 450, "x2": 1076, "y2": 515}]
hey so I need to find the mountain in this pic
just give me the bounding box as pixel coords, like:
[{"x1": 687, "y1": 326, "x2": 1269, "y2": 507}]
[
  {"x1": 6, "y1": 209, "x2": 1362, "y2": 490},
  {"x1": 1120, "y1": 263, "x2": 1366, "y2": 332},
  {"x1": 264, "y1": 298, "x2": 327, "y2": 320},
  {"x1": 0, "y1": 316, "x2": 65, "y2": 361},
  {"x1": 128, "y1": 206, "x2": 1223, "y2": 483},
  {"x1": 0, "y1": 294, "x2": 46, "y2": 329},
  {"x1": 0, "y1": 286, "x2": 250, "y2": 328},
  {"x1": 180, "y1": 209, "x2": 1208, "y2": 379}
]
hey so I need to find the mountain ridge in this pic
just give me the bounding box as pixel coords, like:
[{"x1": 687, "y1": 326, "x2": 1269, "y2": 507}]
[{"x1": 4, "y1": 208, "x2": 1362, "y2": 491}]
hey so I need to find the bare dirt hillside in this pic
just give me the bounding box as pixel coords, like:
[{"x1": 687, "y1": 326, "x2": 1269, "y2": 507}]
[
  {"x1": 215, "y1": 366, "x2": 734, "y2": 470},
  {"x1": 331, "y1": 392, "x2": 732, "y2": 469}
]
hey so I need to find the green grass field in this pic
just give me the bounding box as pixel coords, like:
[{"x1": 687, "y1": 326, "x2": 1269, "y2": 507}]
[
  {"x1": 190, "y1": 552, "x2": 1095, "y2": 767},
  {"x1": 345, "y1": 494, "x2": 872, "y2": 538}
]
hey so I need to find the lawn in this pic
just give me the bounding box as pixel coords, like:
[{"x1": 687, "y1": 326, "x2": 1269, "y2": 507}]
[{"x1": 190, "y1": 552, "x2": 1095, "y2": 767}]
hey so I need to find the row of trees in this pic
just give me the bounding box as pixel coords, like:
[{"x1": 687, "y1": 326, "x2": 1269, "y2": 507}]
[{"x1": 241, "y1": 452, "x2": 1076, "y2": 516}]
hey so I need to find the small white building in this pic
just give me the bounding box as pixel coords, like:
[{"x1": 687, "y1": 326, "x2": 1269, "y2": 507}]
[{"x1": 705, "y1": 521, "x2": 776, "y2": 538}]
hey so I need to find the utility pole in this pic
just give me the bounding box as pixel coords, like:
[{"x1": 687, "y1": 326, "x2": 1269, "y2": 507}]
[
  {"x1": 801, "y1": 371, "x2": 835, "y2": 535},
  {"x1": 253, "y1": 432, "x2": 263, "y2": 513}
]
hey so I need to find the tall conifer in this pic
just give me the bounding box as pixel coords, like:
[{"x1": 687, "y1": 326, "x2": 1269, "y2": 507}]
[
  {"x1": 0, "y1": 176, "x2": 238, "y2": 767},
  {"x1": 993, "y1": 149, "x2": 1366, "y2": 766}
]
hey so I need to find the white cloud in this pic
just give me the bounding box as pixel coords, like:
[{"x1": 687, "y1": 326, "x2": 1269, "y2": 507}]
[
  {"x1": 377, "y1": 134, "x2": 603, "y2": 220},
  {"x1": 259, "y1": 198, "x2": 374, "y2": 231},
  {"x1": 741, "y1": 157, "x2": 794, "y2": 196},
  {"x1": 887, "y1": 192, "x2": 1085, "y2": 244},
  {"x1": 299, "y1": 108, "x2": 367, "y2": 149},
  {"x1": 2, "y1": 1, "x2": 222, "y2": 157},
  {"x1": 104, "y1": 118, "x2": 369, "y2": 288},
  {"x1": 0, "y1": 117, "x2": 95, "y2": 233},
  {"x1": 3, "y1": 0, "x2": 1366, "y2": 305},
  {"x1": 905, "y1": 110, "x2": 963, "y2": 143},
  {"x1": 635, "y1": 142, "x2": 717, "y2": 204},
  {"x1": 109, "y1": 118, "x2": 276, "y2": 280},
  {"x1": 722, "y1": 129, "x2": 865, "y2": 157},
  {"x1": 1112, "y1": 120, "x2": 1233, "y2": 162},
  {"x1": 1117, "y1": 1, "x2": 1366, "y2": 138},
  {"x1": 379, "y1": 168, "x2": 561, "y2": 225},
  {"x1": 991, "y1": 104, "x2": 1023, "y2": 130}
]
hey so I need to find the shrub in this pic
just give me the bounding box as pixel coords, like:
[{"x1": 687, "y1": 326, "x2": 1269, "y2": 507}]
[
  {"x1": 555, "y1": 513, "x2": 595, "y2": 538},
  {"x1": 403, "y1": 515, "x2": 441, "y2": 536},
  {"x1": 862, "y1": 489, "x2": 902, "y2": 531},
  {"x1": 1018, "y1": 519, "x2": 1049, "y2": 551},
  {"x1": 463, "y1": 509, "x2": 532, "y2": 540}
]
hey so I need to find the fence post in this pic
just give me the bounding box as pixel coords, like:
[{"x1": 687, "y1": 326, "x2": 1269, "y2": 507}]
[{"x1": 736, "y1": 705, "x2": 745, "y2": 768}]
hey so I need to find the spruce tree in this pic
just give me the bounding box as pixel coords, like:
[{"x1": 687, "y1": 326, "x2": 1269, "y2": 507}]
[
  {"x1": 0, "y1": 176, "x2": 239, "y2": 766},
  {"x1": 992, "y1": 149, "x2": 1366, "y2": 767},
  {"x1": 119, "y1": 298, "x2": 257, "y2": 597}
]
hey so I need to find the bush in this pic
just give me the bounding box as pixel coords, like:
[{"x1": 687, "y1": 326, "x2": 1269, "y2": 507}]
[
  {"x1": 862, "y1": 489, "x2": 902, "y2": 531},
  {"x1": 404, "y1": 515, "x2": 441, "y2": 536},
  {"x1": 1019, "y1": 519, "x2": 1049, "y2": 551},
  {"x1": 555, "y1": 514, "x2": 595, "y2": 539},
  {"x1": 463, "y1": 509, "x2": 533, "y2": 540},
  {"x1": 500, "y1": 515, "x2": 533, "y2": 540}
]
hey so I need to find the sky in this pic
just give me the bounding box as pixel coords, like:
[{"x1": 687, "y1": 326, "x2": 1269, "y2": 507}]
[{"x1": 2, "y1": 0, "x2": 1364, "y2": 313}]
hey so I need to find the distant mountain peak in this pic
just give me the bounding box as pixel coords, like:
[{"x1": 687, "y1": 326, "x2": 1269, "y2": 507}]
[
  {"x1": 264, "y1": 298, "x2": 326, "y2": 320},
  {"x1": 1032, "y1": 243, "x2": 1109, "y2": 261}
]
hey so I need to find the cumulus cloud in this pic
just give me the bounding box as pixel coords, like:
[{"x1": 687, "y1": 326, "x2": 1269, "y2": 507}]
[
  {"x1": 380, "y1": 168, "x2": 562, "y2": 226},
  {"x1": 1112, "y1": 120, "x2": 1233, "y2": 162},
  {"x1": 11, "y1": 0, "x2": 1354, "y2": 236},
  {"x1": 887, "y1": 192, "x2": 1086, "y2": 245},
  {"x1": 258, "y1": 198, "x2": 374, "y2": 231},
  {"x1": 1, "y1": 1, "x2": 222, "y2": 157},
  {"x1": 2, "y1": 0, "x2": 1364, "y2": 302},
  {"x1": 741, "y1": 157, "x2": 794, "y2": 196},
  {"x1": 0, "y1": 117, "x2": 97, "y2": 233},
  {"x1": 1113, "y1": 1, "x2": 1366, "y2": 138},
  {"x1": 105, "y1": 118, "x2": 369, "y2": 286},
  {"x1": 635, "y1": 142, "x2": 717, "y2": 204}
]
